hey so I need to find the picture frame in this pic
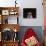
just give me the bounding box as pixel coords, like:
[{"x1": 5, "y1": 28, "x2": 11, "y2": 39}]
[
  {"x1": 23, "y1": 8, "x2": 36, "y2": 19},
  {"x1": 2, "y1": 10, "x2": 9, "y2": 15}
]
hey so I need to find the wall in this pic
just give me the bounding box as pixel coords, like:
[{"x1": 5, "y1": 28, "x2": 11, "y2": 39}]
[
  {"x1": 19, "y1": 0, "x2": 43, "y2": 26},
  {"x1": 0, "y1": 0, "x2": 43, "y2": 26}
]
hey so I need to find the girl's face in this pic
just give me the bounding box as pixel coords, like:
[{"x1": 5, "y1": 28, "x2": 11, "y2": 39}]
[
  {"x1": 28, "y1": 12, "x2": 32, "y2": 16},
  {"x1": 27, "y1": 12, "x2": 32, "y2": 18}
]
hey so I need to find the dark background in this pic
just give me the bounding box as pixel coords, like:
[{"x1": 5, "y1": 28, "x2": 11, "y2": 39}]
[{"x1": 23, "y1": 8, "x2": 36, "y2": 18}]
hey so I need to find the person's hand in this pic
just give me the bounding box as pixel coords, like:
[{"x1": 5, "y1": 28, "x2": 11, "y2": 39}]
[
  {"x1": 25, "y1": 36, "x2": 38, "y2": 46},
  {"x1": 25, "y1": 38, "x2": 31, "y2": 46}
]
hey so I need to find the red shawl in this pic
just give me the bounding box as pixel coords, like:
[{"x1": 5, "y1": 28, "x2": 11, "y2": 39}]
[{"x1": 21, "y1": 28, "x2": 41, "y2": 46}]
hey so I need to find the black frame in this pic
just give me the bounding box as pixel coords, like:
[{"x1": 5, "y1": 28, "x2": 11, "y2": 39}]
[{"x1": 23, "y1": 8, "x2": 36, "y2": 18}]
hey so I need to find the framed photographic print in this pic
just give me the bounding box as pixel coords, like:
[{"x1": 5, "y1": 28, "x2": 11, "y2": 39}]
[
  {"x1": 23, "y1": 8, "x2": 36, "y2": 19},
  {"x1": 2, "y1": 10, "x2": 9, "y2": 15}
]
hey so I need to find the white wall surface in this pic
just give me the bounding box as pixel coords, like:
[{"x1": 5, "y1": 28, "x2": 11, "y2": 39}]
[
  {"x1": 19, "y1": 0, "x2": 43, "y2": 26},
  {"x1": 0, "y1": 0, "x2": 43, "y2": 26}
]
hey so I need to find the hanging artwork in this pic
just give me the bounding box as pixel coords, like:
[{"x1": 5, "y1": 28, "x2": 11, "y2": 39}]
[{"x1": 23, "y1": 8, "x2": 36, "y2": 19}]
